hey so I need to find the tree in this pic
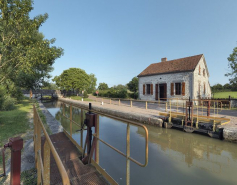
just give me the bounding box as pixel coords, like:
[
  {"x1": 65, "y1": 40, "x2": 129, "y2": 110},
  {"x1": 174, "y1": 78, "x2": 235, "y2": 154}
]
[
  {"x1": 0, "y1": 0, "x2": 63, "y2": 92},
  {"x1": 53, "y1": 68, "x2": 90, "y2": 93},
  {"x1": 113, "y1": 84, "x2": 127, "y2": 90},
  {"x1": 98, "y1": 82, "x2": 108, "y2": 90},
  {"x1": 223, "y1": 83, "x2": 231, "y2": 90},
  {"x1": 211, "y1": 84, "x2": 223, "y2": 92},
  {"x1": 87, "y1": 73, "x2": 97, "y2": 93},
  {"x1": 127, "y1": 77, "x2": 138, "y2": 92},
  {"x1": 225, "y1": 46, "x2": 237, "y2": 86}
]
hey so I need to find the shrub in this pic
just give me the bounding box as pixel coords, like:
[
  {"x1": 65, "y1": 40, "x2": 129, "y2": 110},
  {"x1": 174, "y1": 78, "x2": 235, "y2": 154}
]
[
  {"x1": 2, "y1": 96, "x2": 16, "y2": 111},
  {"x1": 129, "y1": 92, "x2": 138, "y2": 99},
  {"x1": 0, "y1": 86, "x2": 6, "y2": 110},
  {"x1": 83, "y1": 91, "x2": 89, "y2": 98}
]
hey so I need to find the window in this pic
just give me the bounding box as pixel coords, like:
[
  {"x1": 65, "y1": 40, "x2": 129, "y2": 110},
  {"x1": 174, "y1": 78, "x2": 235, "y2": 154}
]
[
  {"x1": 146, "y1": 84, "x2": 151, "y2": 94},
  {"x1": 175, "y1": 83, "x2": 181, "y2": 95}
]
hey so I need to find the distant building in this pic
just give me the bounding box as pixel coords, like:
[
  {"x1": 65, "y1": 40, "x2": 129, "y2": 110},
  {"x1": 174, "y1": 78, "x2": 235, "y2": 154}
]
[{"x1": 137, "y1": 54, "x2": 211, "y2": 101}]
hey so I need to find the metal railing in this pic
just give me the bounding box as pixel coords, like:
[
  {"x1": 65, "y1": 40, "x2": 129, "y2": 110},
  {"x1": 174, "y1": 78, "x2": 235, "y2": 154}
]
[
  {"x1": 89, "y1": 96, "x2": 232, "y2": 112},
  {"x1": 61, "y1": 102, "x2": 148, "y2": 185},
  {"x1": 33, "y1": 105, "x2": 70, "y2": 185}
]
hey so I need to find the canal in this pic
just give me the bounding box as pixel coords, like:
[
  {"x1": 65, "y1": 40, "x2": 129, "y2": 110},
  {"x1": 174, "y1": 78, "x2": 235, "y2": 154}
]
[{"x1": 43, "y1": 101, "x2": 237, "y2": 185}]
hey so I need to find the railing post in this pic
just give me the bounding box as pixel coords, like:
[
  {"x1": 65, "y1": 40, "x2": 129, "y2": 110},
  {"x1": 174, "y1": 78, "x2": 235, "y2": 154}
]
[
  {"x1": 146, "y1": 101, "x2": 147, "y2": 110},
  {"x1": 36, "y1": 118, "x2": 41, "y2": 185},
  {"x1": 44, "y1": 141, "x2": 50, "y2": 184},
  {"x1": 126, "y1": 124, "x2": 130, "y2": 185},
  {"x1": 7, "y1": 137, "x2": 23, "y2": 185},
  {"x1": 196, "y1": 104, "x2": 199, "y2": 128},
  {"x1": 33, "y1": 107, "x2": 37, "y2": 166},
  {"x1": 70, "y1": 105, "x2": 72, "y2": 136},
  {"x1": 130, "y1": 100, "x2": 132, "y2": 108},
  {"x1": 169, "y1": 100, "x2": 171, "y2": 123},
  {"x1": 95, "y1": 114, "x2": 100, "y2": 164},
  {"x1": 207, "y1": 100, "x2": 210, "y2": 117},
  {"x1": 81, "y1": 109, "x2": 84, "y2": 147},
  {"x1": 63, "y1": 103, "x2": 65, "y2": 116}
]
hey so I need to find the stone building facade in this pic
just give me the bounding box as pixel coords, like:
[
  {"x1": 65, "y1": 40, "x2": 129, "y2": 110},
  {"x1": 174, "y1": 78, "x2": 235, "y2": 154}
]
[{"x1": 138, "y1": 54, "x2": 211, "y2": 101}]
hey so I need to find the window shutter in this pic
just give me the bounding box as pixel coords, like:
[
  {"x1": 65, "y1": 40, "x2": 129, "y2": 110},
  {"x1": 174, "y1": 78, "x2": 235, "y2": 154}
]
[
  {"x1": 143, "y1": 84, "x2": 145, "y2": 95},
  {"x1": 151, "y1": 84, "x2": 153, "y2": 95},
  {"x1": 171, "y1": 83, "x2": 174, "y2": 96},
  {"x1": 181, "y1": 82, "x2": 185, "y2": 96}
]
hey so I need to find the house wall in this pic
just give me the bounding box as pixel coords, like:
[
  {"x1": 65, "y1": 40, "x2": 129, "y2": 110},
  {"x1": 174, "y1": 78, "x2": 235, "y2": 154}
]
[
  {"x1": 193, "y1": 56, "x2": 212, "y2": 100},
  {"x1": 138, "y1": 72, "x2": 193, "y2": 101}
]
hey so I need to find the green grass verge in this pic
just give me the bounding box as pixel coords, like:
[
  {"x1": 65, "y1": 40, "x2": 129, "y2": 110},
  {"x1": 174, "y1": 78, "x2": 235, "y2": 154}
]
[
  {"x1": 213, "y1": 91, "x2": 237, "y2": 99},
  {"x1": 0, "y1": 99, "x2": 33, "y2": 146},
  {"x1": 35, "y1": 102, "x2": 52, "y2": 135},
  {"x1": 0, "y1": 98, "x2": 33, "y2": 174},
  {"x1": 70, "y1": 96, "x2": 93, "y2": 101}
]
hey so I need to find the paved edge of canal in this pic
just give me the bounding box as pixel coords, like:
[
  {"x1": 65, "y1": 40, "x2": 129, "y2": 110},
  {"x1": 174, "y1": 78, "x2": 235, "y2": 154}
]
[{"x1": 58, "y1": 98, "x2": 237, "y2": 143}]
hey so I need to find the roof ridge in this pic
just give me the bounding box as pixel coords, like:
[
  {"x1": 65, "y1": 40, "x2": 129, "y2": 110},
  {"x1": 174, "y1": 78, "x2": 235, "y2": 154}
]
[{"x1": 165, "y1": 54, "x2": 203, "y2": 62}]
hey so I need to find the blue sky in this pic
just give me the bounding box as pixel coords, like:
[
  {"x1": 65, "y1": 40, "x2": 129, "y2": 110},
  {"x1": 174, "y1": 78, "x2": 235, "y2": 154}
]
[{"x1": 30, "y1": 0, "x2": 237, "y2": 87}]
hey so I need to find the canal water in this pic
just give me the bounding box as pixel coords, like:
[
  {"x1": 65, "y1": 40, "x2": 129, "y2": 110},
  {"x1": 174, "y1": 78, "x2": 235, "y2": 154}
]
[{"x1": 43, "y1": 101, "x2": 237, "y2": 185}]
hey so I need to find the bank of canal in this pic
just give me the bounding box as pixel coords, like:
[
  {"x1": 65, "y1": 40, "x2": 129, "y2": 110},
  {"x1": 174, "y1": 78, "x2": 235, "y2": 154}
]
[{"x1": 43, "y1": 100, "x2": 237, "y2": 185}]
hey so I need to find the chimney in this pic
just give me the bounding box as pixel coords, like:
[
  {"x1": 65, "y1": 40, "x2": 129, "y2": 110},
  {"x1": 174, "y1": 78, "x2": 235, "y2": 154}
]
[{"x1": 161, "y1": 57, "x2": 167, "y2": 62}]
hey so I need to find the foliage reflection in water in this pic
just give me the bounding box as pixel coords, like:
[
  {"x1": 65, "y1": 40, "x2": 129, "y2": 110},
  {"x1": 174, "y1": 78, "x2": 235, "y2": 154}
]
[{"x1": 43, "y1": 101, "x2": 237, "y2": 185}]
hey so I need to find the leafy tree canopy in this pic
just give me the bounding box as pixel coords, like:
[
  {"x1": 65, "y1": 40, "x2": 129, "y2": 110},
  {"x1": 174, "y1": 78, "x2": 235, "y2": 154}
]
[
  {"x1": 127, "y1": 77, "x2": 138, "y2": 92},
  {"x1": 0, "y1": 0, "x2": 63, "y2": 91},
  {"x1": 225, "y1": 46, "x2": 237, "y2": 86},
  {"x1": 98, "y1": 82, "x2": 108, "y2": 90},
  {"x1": 52, "y1": 68, "x2": 90, "y2": 92},
  {"x1": 87, "y1": 73, "x2": 97, "y2": 93}
]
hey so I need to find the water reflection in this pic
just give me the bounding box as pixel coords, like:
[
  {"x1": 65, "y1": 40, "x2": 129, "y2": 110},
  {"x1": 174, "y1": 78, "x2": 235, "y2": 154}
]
[{"x1": 43, "y1": 101, "x2": 237, "y2": 185}]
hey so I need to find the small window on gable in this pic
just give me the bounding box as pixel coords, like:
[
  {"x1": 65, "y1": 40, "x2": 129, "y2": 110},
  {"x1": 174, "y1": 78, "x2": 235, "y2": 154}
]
[{"x1": 203, "y1": 69, "x2": 205, "y2": 77}]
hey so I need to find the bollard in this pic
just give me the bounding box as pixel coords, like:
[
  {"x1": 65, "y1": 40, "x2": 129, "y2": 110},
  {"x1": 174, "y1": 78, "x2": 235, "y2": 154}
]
[
  {"x1": 3, "y1": 137, "x2": 23, "y2": 185},
  {"x1": 130, "y1": 100, "x2": 132, "y2": 108},
  {"x1": 207, "y1": 100, "x2": 210, "y2": 117}
]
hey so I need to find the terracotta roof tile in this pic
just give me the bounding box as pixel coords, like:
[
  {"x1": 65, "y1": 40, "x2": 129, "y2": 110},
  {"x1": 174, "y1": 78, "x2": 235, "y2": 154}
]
[{"x1": 138, "y1": 54, "x2": 203, "y2": 77}]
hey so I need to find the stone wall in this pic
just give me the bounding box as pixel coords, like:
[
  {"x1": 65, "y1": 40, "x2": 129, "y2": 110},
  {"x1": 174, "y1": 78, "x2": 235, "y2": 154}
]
[
  {"x1": 193, "y1": 56, "x2": 212, "y2": 99},
  {"x1": 138, "y1": 71, "x2": 192, "y2": 101},
  {"x1": 231, "y1": 99, "x2": 237, "y2": 108}
]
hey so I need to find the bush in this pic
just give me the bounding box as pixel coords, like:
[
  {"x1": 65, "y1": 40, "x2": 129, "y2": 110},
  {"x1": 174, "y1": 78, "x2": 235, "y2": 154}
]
[
  {"x1": 93, "y1": 89, "x2": 128, "y2": 98},
  {"x1": 83, "y1": 91, "x2": 89, "y2": 98},
  {"x1": 129, "y1": 92, "x2": 138, "y2": 99},
  {"x1": 2, "y1": 96, "x2": 16, "y2": 111},
  {"x1": 0, "y1": 86, "x2": 6, "y2": 110}
]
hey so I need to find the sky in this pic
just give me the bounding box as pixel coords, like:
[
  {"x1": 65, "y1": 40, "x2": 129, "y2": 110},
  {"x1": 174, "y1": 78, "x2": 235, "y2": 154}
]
[{"x1": 29, "y1": 0, "x2": 237, "y2": 87}]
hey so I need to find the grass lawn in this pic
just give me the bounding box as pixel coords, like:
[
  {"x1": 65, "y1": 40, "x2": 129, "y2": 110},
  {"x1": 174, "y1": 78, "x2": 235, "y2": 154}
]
[
  {"x1": 0, "y1": 99, "x2": 33, "y2": 146},
  {"x1": 213, "y1": 91, "x2": 237, "y2": 99},
  {"x1": 0, "y1": 98, "x2": 33, "y2": 174},
  {"x1": 70, "y1": 96, "x2": 93, "y2": 101}
]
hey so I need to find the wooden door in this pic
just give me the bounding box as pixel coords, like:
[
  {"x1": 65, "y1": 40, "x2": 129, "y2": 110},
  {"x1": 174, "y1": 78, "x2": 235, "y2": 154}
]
[
  {"x1": 155, "y1": 84, "x2": 158, "y2": 100},
  {"x1": 164, "y1": 83, "x2": 167, "y2": 100}
]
